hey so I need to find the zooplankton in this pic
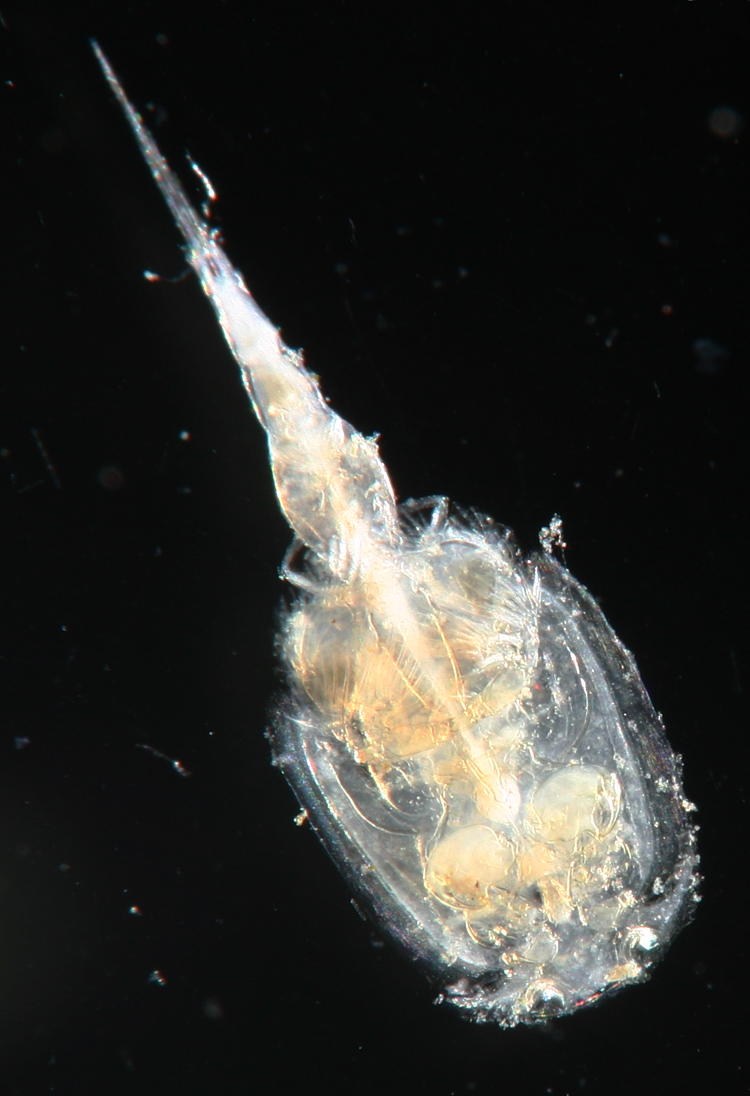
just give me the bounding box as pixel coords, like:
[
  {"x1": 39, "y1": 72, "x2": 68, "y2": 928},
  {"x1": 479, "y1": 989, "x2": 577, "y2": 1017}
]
[{"x1": 95, "y1": 44, "x2": 699, "y2": 1026}]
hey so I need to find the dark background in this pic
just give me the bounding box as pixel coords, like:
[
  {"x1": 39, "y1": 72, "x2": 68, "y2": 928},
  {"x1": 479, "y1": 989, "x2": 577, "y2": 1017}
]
[{"x1": 4, "y1": 3, "x2": 746, "y2": 1093}]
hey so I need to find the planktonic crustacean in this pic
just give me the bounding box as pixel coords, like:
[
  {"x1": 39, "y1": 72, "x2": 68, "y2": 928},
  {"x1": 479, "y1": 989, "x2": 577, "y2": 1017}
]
[{"x1": 95, "y1": 43, "x2": 699, "y2": 1026}]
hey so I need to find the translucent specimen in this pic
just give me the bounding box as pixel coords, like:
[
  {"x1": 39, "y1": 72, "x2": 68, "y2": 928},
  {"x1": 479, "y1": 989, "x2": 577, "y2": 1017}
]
[{"x1": 95, "y1": 44, "x2": 699, "y2": 1026}]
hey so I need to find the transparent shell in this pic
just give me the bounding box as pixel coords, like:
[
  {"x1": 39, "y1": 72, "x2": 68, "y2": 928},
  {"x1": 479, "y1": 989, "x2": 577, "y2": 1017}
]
[
  {"x1": 96, "y1": 43, "x2": 699, "y2": 1027},
  {"x1": 275, "y1": 501, "x2": 698, "y2": 1025}
]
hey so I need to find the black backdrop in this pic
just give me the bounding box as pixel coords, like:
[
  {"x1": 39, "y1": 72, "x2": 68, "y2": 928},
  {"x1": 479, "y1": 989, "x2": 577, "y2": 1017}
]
[{"x1": 4, "y1": 4, "x2": 746, "y2": 1094}]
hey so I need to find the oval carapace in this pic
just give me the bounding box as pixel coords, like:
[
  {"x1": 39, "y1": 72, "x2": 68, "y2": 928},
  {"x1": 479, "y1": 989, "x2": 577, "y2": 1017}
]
[{"x1": 96, "y1": 43, "x2": 699, "y2": 1026}]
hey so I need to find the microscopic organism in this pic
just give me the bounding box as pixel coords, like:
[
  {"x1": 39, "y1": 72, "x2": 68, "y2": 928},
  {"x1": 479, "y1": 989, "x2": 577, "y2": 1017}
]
[{"x1": 95, "y1": 44, "x2": 699, "y2": 1026}]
